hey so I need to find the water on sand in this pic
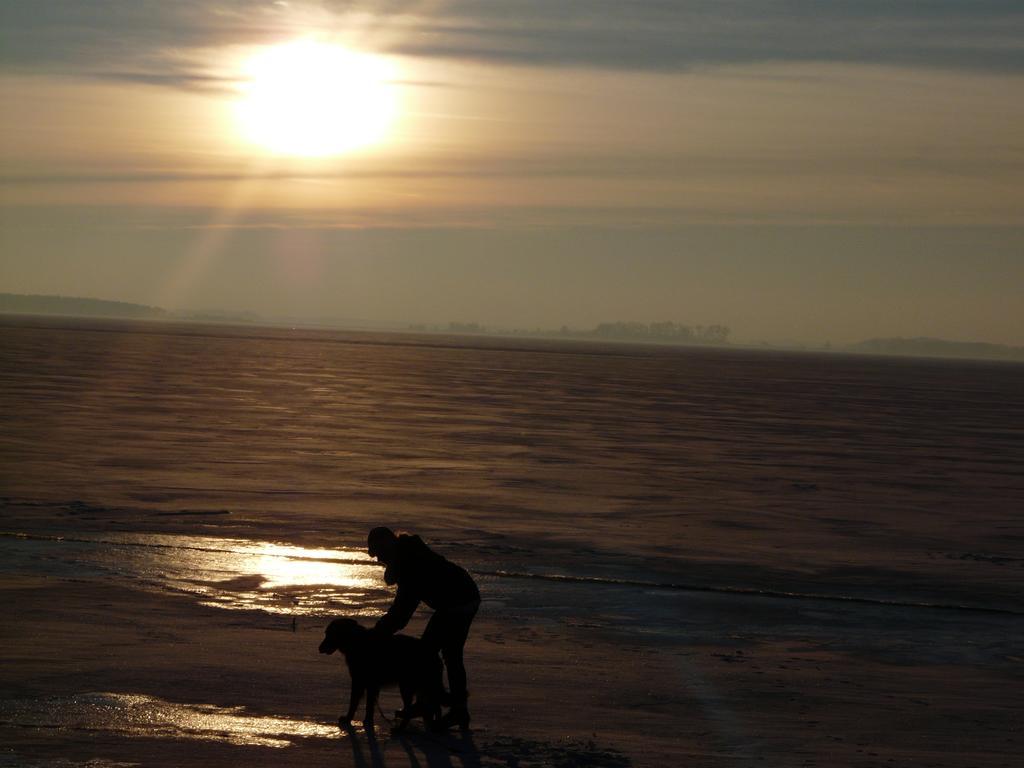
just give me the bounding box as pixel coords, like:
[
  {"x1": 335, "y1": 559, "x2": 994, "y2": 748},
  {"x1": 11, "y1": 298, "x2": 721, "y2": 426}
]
[{"x1": 1, "y1": 316, "x2": 1022, "y2": 766}]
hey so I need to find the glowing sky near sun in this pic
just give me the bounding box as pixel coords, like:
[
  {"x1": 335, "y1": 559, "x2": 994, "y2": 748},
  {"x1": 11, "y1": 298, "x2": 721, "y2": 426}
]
[{"x1": 1, "y1": 1, "x2": 1022, "y2": 344}]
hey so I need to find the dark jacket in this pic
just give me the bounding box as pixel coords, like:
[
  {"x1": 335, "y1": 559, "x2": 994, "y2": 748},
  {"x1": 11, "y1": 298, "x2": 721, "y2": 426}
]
[{"x1": 374, "y1": 535, "x2": 480, "y2": 635}]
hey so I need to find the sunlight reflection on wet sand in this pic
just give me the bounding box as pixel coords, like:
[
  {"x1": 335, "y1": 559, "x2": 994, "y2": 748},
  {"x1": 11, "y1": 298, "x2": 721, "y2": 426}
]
[
  {"x1": 0, "y1": 692, "x2": 340, "y2": 747},
  {"x1": 114, "y1": 535, "x2": 382, "y2": 615},
  {"x1": 188, "y1": 540, "x2": 378, "y2": 610},
  {"x1": 1, "y1": 533, "x2": 383, "y2": 616}
]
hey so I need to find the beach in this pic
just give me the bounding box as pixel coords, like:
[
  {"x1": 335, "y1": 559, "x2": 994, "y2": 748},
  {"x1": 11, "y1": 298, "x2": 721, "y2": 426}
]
[{"x1": 1, "y1": 316, "x2": 1022, "y2": 767}]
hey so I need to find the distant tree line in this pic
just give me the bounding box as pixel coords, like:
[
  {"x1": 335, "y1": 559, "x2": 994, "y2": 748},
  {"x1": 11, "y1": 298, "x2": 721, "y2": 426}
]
[
  {"x1": 448, "y1": 321, "x2": 485, "y2": 334},
  {"x1": 428, "y1": 319, "x2": 731, "y2": 345},
  {"x1": 591, "y1": 321, "x2": 730, "y2": 344}
]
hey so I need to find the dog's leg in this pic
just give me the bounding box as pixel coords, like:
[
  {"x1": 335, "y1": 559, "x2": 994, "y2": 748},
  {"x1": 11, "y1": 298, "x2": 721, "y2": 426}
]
[
  {"x1": 343, "y1": 677, "x2": 364, "y2": 727},
  {"x1": 425, "y1": 657, "x2": 444, "y2": 726},
  {"x1": 393, "y1": 681, "x2": 416, "y2": 731},
  {"x1": 364, "y1": 684, "x2": 379, "y2": 729},
  {"x1": 399, "y1": 680, "x2": 415, "y2": 711}
]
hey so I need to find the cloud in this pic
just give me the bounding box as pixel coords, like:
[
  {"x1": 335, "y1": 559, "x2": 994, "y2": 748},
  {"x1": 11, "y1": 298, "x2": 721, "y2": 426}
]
[
  {"x1": 85, "y1": 71, "x2": 238, "y2": 93},
  {"x1": 393, "y1": 1, "x2": 1024, "y2": 73},
  {"x1": 3, "y1": 147, "x2": 1021, "y2": 186},
  {"x1": 1, "y1": 0, "x2": 1023, "y2": 87}
]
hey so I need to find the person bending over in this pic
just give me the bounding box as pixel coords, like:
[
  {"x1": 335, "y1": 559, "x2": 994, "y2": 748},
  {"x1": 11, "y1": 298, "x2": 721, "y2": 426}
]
[{"x1": 367, "y1": 526, "x2": 480, "y2": 730}]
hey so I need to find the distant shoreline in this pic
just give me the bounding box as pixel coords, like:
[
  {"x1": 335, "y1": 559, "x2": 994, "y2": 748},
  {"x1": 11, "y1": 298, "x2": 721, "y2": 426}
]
[{"x1": 3, "y1": 310, "x2": 1023, "y2": 366}]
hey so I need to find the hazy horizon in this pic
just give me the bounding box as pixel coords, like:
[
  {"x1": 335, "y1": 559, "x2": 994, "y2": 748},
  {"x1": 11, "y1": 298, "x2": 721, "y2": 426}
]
[{"x1": 2, "y1": 2, "x2": 1023, "y2": 346}]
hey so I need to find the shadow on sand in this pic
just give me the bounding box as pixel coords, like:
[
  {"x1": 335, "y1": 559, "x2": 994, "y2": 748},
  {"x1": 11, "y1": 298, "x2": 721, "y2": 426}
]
[
  {"x1": 345, "y1": 725, "x2": 478, "y2": 768},
  {"x1": 344, "y1": 724, "x2": 631, "y2": 768}
]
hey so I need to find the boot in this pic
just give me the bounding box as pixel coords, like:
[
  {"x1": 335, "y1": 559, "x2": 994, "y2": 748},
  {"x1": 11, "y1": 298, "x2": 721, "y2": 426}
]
[
  {"x1": 431, "y1": 704, "x2": 470, "y2": 731},
  {"x1": 394, "y1": 702, "x2": 424, "y2": 720}
]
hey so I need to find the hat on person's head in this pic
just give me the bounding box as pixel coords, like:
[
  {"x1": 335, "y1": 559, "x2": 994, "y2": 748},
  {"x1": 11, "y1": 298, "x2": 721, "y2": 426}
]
[{"x1": 367, "y1": 526, "x2": 396, "y2": 557}]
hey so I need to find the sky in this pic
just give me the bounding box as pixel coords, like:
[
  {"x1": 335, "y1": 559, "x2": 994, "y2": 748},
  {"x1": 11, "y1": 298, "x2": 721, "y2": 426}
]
[{"x1": 1, "y1": 1, "x2": 1022, "y2": 345}]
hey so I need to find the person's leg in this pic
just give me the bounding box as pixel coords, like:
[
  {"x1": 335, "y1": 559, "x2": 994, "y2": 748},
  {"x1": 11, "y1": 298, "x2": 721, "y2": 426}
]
[
  {"x1": 436, "y1": 603, "x2": 478, "y2": 728},
  {"x1": 422, "y1": 608, "x2": 471, "y2": 695},
  {"x1": 442, "y1": 640, "x2": 467, "y2": 707}
]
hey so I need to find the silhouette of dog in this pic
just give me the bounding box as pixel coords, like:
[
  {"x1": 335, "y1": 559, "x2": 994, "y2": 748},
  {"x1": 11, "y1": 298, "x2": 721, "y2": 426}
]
[{"x1": 319, "y1": 617, "x2": 442, "y2": 730}]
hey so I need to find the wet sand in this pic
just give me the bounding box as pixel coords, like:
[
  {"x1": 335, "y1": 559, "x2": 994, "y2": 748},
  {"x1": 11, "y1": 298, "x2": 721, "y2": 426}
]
[
  {"x1": 2, "y1": 538, "x2": 1021, "y2": 768},
  {"x1": 1, "y1": 316, "x2": 1022, "y2": 767}
]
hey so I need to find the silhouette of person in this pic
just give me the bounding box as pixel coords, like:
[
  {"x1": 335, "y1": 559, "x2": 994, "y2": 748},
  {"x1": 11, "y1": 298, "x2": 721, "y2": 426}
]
[{"x1": 367, "y1": 526, "x2": 480, "y2": 730}]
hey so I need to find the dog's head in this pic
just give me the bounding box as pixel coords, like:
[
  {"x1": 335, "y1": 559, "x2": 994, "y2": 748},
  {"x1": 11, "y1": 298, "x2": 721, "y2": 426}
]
[{"x1": 319, "y1": 618, "x2": 366, "y2": 655}]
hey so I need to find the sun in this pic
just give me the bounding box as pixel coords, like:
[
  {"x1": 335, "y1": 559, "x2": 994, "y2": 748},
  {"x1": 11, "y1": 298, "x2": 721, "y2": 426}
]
[{"x1": 236, "y1": 40, "x2": 397, "y2": 157}]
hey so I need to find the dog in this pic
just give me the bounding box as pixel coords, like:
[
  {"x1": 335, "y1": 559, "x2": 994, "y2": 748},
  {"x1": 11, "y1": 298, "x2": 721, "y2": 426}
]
[{"x1": 318, "y1": 617, "x2": 443, "y2": 730}]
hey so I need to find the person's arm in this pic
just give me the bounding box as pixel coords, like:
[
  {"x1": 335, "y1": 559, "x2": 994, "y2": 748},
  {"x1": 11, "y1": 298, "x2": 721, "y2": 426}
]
[{"x1": 374, "y1": 582, "x2": 419, "y2": 635}]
